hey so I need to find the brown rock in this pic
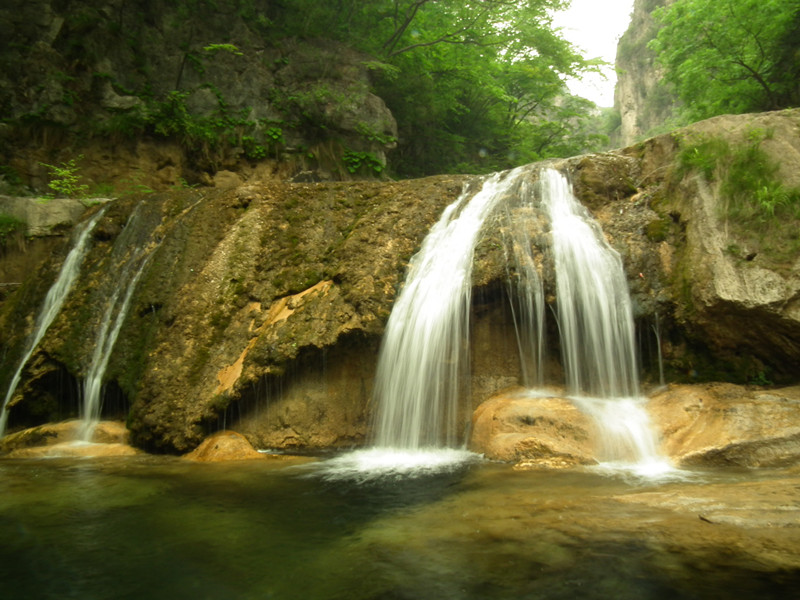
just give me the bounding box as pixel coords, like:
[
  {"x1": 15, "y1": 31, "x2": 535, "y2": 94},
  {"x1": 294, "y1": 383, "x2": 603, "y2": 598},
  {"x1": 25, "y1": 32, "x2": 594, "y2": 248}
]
[
  {"x1": 184, "y1": 430, "x2": 266, "y2": 462},
  {"x1": 1, "y1": 419, "x2": 131, "y2": 453},
  {"x1": 469, "y1": 388, "x2": 598, "y2": 467},
  {"x1": 648, "y1": 383, "x2": 800, "y2": 467}
]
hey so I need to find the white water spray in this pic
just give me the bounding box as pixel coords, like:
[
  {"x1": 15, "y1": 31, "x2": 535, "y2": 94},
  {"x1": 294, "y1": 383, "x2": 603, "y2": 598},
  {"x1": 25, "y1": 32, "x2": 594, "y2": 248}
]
[
  {"x1": 371, "y1": 169, "x2": 526, "y2": 452},
  {"x1": 541, "y1": 168, "x2": 668, "y2": 472},
  {"x1": 0, "y1": 208, "x2": 105, "y2": 438}
]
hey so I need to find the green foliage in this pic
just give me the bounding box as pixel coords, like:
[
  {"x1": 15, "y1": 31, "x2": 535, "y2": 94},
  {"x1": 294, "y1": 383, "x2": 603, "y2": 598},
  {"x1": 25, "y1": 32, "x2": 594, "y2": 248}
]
[
  {"x1": 270, "y1": 0, "x2": 601, "y2": 175},
  {"x1": 0, "y1": 214, "x2": 26, "y2": 245},
  {"x1": 39, "y1": 155, "x2": 89, "y2": 199},
  {"x1": 203, "y1": 43, "x2": 243, "y2": 56},
  {"x1": 342, "y1": 150, "x2": 385, "y2": 175},
  {"x1": 651, "y1": 0, "x2": 800, "y2": 123},
  {"x1": 677, "y1": 129, "x2": 800, "y2": 223}
]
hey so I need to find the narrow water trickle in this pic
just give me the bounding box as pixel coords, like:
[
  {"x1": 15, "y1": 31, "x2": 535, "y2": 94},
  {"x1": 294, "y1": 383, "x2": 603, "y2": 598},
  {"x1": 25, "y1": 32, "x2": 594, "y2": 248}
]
[
  {"x1": 79, "y1": 205, "x2": 160, "y2": 441},
  {"x1": 0, "y1": 208, "x2": 106, "y2": 438}
]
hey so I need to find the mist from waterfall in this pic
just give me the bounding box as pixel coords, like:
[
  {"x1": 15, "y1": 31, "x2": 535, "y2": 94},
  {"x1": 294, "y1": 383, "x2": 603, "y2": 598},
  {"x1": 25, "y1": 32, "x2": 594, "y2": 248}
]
[{"x1": 0, "y1": 208, "x2": 106, "y2": 438}]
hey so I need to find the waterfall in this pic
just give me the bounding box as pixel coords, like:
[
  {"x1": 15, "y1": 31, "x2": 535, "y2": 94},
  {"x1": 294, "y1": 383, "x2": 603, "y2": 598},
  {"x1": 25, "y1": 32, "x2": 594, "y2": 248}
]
[
  {"x1": 502, "y1": 175, "x2": 546, "y2": 388},
  {"x1": 541, "y1": 168, "x2": 667, "y2": 472},
  {"x1": 371, "y1": 168, "x2": 526, "y2": 450},
  {"x1": 541, "y1": 168, "x2": 638, "y2": 398},
  {"x1": 0, "y1": 208, "x2": 106, "y2": 438},
  {"x1": 78, "y1": 205, "x2": 159, "y2": 441}
]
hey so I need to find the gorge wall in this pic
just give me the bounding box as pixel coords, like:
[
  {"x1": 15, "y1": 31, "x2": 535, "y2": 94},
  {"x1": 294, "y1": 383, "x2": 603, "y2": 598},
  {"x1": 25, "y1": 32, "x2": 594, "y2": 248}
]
[
  {"x1": 1, "y1": 108, "x2": 799, "y2": 454},
  {"x1": 614, "y1": 0, "x2": 678, "y2": 146},
  {"x1": 0, "y1": 0, "x2": 397, "y2": 194}
]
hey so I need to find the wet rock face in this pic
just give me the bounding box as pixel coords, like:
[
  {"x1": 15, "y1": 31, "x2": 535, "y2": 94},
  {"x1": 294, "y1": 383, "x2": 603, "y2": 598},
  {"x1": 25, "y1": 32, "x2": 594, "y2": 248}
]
[
  {"x1": 469, "y1": 389, "x2": 598, "y2": 468},
  {"x1": 3, "y1": 109, "x2": 800, "y2": 453},
  {"x1": 648, "y1": 383, "x2": 800, "y2": 467}
]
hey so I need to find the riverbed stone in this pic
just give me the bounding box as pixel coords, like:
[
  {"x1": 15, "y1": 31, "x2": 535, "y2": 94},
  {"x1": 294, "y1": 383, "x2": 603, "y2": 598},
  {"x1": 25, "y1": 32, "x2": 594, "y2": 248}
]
[{"x1": 184, "y1": 430, "x2": 266, "y2": 462}]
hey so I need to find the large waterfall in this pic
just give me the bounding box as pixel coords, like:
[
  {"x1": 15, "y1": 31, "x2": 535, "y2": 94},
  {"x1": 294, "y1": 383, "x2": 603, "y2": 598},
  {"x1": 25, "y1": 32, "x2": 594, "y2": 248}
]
[
  {"x1": 317, "y1": 165, "x2": 666, "y2": 479},
  {"x1": 0, "y1": 208, "x2": 106, "y2": 438}
]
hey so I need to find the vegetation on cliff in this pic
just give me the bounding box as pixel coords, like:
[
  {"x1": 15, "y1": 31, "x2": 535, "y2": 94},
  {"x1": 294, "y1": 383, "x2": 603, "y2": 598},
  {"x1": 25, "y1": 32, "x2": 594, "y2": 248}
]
[
  {"x1": 0, "y1": 0, "x2": 612, "y2": 186},
  {"x1": 650, "y1": 0, "x2": 800, "y2": 124}
]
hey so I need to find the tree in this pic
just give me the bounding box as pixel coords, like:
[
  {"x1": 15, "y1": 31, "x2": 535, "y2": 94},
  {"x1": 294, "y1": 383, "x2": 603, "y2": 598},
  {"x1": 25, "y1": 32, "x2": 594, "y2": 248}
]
[
  {"x1": 650, "y1": 0, "x2": 800, "y2": 123},
  {"x1": 274, "y1": 0, "x2": 605, "y2": 174}
]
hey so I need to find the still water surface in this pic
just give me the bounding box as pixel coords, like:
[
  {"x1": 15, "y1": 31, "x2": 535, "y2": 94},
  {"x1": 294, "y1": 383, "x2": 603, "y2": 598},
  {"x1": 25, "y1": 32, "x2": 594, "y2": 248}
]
[{"x1": 0, "y1": 455, "x2": 798, "y2": 599}]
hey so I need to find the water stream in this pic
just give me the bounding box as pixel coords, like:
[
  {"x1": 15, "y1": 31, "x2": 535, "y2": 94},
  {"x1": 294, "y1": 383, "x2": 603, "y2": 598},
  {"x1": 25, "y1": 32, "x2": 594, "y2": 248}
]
[
  {"x1": 79, "y1": 205, "x2": 160, "y2": 441},
  {"x1": 0, "y1": 208, "x2": 106, "y2": 438}
]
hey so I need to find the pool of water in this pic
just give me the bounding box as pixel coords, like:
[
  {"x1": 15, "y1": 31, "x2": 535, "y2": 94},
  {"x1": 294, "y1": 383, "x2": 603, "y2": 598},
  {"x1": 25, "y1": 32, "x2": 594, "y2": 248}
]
[{"x1": 0, "y1": 454, "x2": 798, "y2": 599}]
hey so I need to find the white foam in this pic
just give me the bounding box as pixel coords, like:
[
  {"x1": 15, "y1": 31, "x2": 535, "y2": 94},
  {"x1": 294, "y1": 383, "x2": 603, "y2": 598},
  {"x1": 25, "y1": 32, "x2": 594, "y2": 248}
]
[{"x1": 305, "y1": 448, "x2": 482, "y2": 483}]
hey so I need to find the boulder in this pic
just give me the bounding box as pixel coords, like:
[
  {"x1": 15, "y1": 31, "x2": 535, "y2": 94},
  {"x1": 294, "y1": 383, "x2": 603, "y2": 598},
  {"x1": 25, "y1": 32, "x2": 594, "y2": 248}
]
[
  {"x1": 0, "y1": 419, "x2": 138, "y2": 457},
  {"x1": 469, "y1": 388, "x2": 598, "y2": 468},
  {"x1": 0, "y1": 419, "x2": 130, "y2": 453},
  {"x1": 184, "y1": 430, "x2": 265, "y2": 462},
  {"x1": 648, "y1": 383, "x2": 800, "y2": 467}
]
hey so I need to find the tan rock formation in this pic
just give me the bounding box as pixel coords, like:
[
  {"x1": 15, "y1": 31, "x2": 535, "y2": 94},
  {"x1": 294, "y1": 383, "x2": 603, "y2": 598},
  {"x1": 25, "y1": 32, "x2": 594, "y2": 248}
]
[
  {"x1": 469, "y1": 388, "x2": 598, "y2": 467},
  {"x1": 184, "y1": 430, "x2": 265, "y2": 462},
  {"x1": 649, "y1": 383, "x2": 800, "y2": 467}
]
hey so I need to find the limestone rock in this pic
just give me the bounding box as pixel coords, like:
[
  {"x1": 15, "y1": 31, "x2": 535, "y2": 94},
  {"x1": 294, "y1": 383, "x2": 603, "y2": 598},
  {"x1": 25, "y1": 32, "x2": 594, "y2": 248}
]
[
  {"x1": 0, "y1": 419, "x2": 138, "y2": 457},
  {"x1": 648, "y1": 383, "x2": 800, "y2": 467},
  {"x1": 0, "y1": 196, "x2": 94, "y2": 237},
  {"x1": 184, "y1": 430, "x2": 265, "y2": 462},
  {"x1": 469, "y1": 389, "x2": 598, "y2": 467}
]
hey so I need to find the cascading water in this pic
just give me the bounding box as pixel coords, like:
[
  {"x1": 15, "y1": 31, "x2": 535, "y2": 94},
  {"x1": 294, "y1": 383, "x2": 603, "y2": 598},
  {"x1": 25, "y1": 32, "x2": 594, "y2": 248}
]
[
  {"x1": 501, "y1": 175, "x2": 546, "y2": 388},
  {"x1": 314, "y1": 169, "x2": 528, "y2": 479},
  {"x1": 371, "y1": 168, "x2": 527, "y2": 450},
  {"x1": 541, "y1": 169, "x2": 639, "y2": 399},
  {"x1": 540, "y1": 168, "x2": 668, "y2": 474},
  {"x1": 0, "y1": 208, "x2": 106, "y2": 438},
  {"x1": 78, "y1": 205, "x2": 160, "y2": 441}
]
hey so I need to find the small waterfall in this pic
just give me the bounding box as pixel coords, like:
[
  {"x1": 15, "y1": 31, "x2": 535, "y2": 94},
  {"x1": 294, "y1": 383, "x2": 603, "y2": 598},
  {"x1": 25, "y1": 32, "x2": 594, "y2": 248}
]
[
  {"x1": 0, "y1": 208, "x2": 106, "y2": 438},
  {"x1": 371, "y1": 168, "x2": 526, "y2": 450},
  {"x1": 502, "y1": 176, "x2": 546, "y2": 388},
  {"x1": 540, "y1": 168, "x2": 667, "y2": 472},
  {"x1": 541, "y1": 168, "x2": 639, "y2": 398},
  {"x1": 78, "y1": 206, "x2": 160, "y2": 441}
]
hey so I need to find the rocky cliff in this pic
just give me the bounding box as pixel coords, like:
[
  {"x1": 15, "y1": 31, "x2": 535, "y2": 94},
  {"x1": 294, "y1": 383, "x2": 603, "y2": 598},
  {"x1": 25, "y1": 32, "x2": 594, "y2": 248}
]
[
  {"x1": 0, "y1": 0, "x2": 397, "y2": 193},
  {"x1": 614, "y1": 0, "x2": 678, "y2": 145},
  {"x1": 1, "y1": 108, "x2": 799, "y2": 454}
]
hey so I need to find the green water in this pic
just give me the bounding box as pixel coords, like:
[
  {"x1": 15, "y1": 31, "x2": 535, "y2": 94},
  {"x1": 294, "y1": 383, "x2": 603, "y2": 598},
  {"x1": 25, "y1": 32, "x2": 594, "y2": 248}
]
[{"x1": 0, "y1": 456, "x2": 798, "y2": 599}]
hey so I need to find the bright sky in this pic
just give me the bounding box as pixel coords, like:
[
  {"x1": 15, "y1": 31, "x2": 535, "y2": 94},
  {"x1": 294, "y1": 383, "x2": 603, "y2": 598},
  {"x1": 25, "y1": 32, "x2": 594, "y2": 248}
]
[{"x1": 552, "y1": 0, "x2": 635, "y2": 107}]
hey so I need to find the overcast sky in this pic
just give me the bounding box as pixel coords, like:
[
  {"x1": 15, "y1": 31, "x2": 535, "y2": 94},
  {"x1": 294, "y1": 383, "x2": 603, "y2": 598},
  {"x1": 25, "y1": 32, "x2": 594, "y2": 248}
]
[{"x1": 552, "y1": 0, "x2": 635, "y2": 107}]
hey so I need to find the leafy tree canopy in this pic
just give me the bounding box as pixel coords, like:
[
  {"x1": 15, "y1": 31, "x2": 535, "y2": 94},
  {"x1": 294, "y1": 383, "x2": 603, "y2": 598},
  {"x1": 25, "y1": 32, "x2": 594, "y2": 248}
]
[
  {"x1": 271, "y1": 0, "x2": 607, "y2": 175},
  {"x1": 650, "y1": 0, "x2": 800, "y2": 123}
]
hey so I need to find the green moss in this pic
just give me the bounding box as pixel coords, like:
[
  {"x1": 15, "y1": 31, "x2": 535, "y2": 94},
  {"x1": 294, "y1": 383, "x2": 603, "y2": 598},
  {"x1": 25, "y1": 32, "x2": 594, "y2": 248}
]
[
  {"x1": 0, "y1": 214, "x2": 26, "y2": 245},
  {"x1": 644, "y1": 218, "x2": 670, "y2": 242}
]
